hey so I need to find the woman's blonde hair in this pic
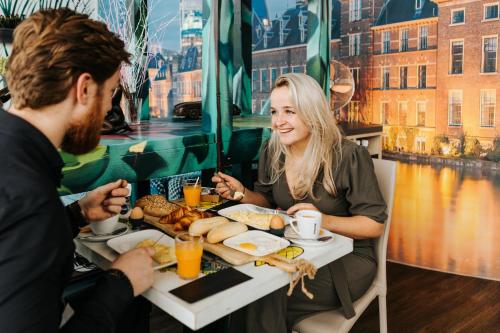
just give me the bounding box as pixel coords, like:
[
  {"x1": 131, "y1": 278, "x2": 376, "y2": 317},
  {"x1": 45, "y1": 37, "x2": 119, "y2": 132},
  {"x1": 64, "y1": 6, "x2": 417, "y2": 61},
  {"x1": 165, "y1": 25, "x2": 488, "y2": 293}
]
[{"x1": 265, "y1": 73, "x2": 342, "y2": 200}]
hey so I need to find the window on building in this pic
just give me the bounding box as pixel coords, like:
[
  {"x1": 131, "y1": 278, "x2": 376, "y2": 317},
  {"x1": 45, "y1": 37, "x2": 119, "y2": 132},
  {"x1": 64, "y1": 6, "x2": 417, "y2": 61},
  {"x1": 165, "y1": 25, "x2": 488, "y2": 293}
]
[
  {"x1": 292, "y1": 65, "x2": 305, "y2": 73},
  {"x1": 400, "y1": 28, "x2": 409, "y2": 51},
  {"x1": 484, "y1": 3, "x2": 499, "y2": 20},
  {"x1": 350, "y1": 67, "x2": 360, "y2": 89},
  {"x1": 400, "y1": 66, "x2": 408, "y2": 89},
  {"x1": 419, "y1": 25, "x2": 428, "y2": 50},
  {"x1": 382, "y1": 67, "x2": 390, "y2": 89},
  {"x1": 450, "y1": 40, "x2": 464, "y2": 74},
  {"x1": 252, "y1": 69, "x2": 259, "y2": 91},
  {"x1": 418, "y1": 65, "x2": 427, "y2": 88},
  {"x1": 415, "y1": 0, "x2": 423, "y2": 10},
  {"x1": 348, "y1": 101, "x2": 360, "y2": 123},
  {"x1": 381, "y1": 102, "x2": 390, "y2": 125},
  {"x1": 448, "y1": 90, "x2": 463, "y2": 126},
  {"x1": 451, "y1": 9, "x2": 465, "y2": 24},
  {"x1": 382, "y1": 31, "x2": 391, "y2": 53},
  {"x1": 252, "y1": 99, "x2": 256, "y2": 113},
  {"x1": 398, "y1": 101, "x2": 408, "y2": 126},
  {"x1": 349, "y1": 0, "x2": 361, "y2": 22},
  {"x1": 482, "y1": 36, "x2": 498, "y2": 73},
  {"x1": 281, "y1": 67, "x2": 290, "y2": 75},
  {"x1": 270, "y1": 68, "x2": 278, "y2": 88},
  {"x1": 260, "y1": 99, "x2": 267, "y2": 112},
  {"x1": 480, "y1": 89, "x2": 496, "y2": 127},
  {"x1": 349, "y1": 33, "x2": 361, "y2": 56},
  {"x1": 417, "y1": 101, "x2": 426, "y2": 126},
  {"x1": 260, "y1": 68, "x2": 269, "y2": 92}
]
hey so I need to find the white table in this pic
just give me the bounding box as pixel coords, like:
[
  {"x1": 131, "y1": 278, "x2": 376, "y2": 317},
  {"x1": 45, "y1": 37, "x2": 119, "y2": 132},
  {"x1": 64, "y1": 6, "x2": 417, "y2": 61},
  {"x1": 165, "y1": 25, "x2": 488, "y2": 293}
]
[{"x1": 76, "y1": 233, "x2": 353, "y2": 331}]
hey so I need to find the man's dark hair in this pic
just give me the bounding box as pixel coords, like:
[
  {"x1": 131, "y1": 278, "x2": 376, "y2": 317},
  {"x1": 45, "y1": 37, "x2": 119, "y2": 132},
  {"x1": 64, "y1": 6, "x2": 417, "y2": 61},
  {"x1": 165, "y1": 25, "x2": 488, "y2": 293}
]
[{"x1": 6, "y1": 8, "x2": 130, "y2": 109}]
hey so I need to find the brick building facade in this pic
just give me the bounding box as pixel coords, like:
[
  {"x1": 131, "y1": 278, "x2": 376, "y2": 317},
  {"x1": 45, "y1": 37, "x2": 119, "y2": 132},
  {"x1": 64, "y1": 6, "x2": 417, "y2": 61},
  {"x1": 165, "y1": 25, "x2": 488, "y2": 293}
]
[
  {"x1": 370, "y1": 0, "x2": 439, "y2": 153},
  {"x1": 435, "y1": 0, "x2": 500, "y2": 150}
]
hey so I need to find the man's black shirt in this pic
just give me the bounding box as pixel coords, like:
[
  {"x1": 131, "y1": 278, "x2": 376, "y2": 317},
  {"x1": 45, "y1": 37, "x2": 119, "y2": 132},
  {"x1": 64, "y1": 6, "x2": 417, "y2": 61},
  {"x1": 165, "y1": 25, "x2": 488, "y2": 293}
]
[{"x1": 0, "y1": 110, "x2": 134, "y2": 332}]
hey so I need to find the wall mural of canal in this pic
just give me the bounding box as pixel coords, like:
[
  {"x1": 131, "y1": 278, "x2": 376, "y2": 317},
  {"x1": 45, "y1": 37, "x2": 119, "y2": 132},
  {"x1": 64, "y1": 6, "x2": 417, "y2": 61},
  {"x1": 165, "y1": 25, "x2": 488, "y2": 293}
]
[{"x1": 251, "y1": 0, "x2": 499, "y2": 280}]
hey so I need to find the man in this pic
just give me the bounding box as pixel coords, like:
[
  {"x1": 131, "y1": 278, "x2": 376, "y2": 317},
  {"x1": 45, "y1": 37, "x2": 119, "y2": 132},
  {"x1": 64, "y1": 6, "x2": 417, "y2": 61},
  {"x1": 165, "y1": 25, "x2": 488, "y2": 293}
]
[{"x1": 0, "y1": 8, "x2": 155, "y2": 332}]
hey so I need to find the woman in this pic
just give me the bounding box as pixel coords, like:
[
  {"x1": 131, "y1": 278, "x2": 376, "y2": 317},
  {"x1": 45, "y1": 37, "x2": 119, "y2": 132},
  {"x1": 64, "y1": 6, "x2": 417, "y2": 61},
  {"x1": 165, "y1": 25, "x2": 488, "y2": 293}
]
[{"x1": 213, "y1": 73, "x2": 387, "y2": 332}]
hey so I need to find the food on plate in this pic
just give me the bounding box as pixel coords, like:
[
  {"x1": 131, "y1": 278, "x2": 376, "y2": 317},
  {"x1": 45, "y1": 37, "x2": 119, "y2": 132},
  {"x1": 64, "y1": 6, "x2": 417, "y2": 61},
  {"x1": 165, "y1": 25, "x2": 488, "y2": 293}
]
[
  {"x1": 200, "y1": 193, "x2": 221, "y2": 203},
  {"x1": 136, "y1": 239, "x2": 171, "y2": 264},
  {"x1": 239, "y1": 242, "x2": 257, "y2": 251},
  {"x1": 270, "y1": 215, "x2": 285, "y2": 230},
  {"x1": 173, "y1": 222, "x2": 183, "y2": 231},
  {"x1": 135, "y1": 195, "x2": 179, "y2": 218},
  {"x1": 225, "y1": 211, "x2": 272, "y2": 229},
  {"x1": 159, "y1": 207, "x2": 184, "y2": 224},
  {"x1": 135, "y1": 194, "x2": 168, "y2": 208},
  {"x1": 207, "y1": 222, "x2": 248, "y2": 244},
  {"x1": 189, "y1": 216, "x2": 230, "y2": 236}
]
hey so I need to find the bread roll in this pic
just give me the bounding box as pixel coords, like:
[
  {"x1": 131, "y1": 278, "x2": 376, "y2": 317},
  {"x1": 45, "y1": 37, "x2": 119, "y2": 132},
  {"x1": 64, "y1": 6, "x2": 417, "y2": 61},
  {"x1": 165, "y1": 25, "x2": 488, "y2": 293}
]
[
  {"x1": 207, "y1": 222, "x2": 247, "y2": 244},
  {"x1": 189, "y1": 216, "x2": 229, "y2": 236}
]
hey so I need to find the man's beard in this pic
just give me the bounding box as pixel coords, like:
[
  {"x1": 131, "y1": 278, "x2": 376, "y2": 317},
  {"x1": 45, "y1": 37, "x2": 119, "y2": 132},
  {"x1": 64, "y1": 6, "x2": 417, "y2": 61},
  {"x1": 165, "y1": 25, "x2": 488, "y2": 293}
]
[{"x1": 61, "y1": 97, "x2": 104, "y2": 155}]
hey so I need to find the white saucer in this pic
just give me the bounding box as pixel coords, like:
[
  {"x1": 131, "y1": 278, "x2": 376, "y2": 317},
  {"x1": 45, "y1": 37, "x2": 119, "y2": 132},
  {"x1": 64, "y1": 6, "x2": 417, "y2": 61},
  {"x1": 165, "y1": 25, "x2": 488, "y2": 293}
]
[
  {"x1": 78, "y1": 224, "x2": 130, "y2": 242},
  {"x1": 284, "y1": 226, "x2": 335, "y2": 247}
]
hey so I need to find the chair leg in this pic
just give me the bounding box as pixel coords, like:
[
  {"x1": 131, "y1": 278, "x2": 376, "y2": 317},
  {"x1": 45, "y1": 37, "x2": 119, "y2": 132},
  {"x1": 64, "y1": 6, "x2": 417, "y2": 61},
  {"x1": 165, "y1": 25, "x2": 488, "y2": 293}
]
[{"x1": 378, "y1": 295, "x2": 387, "y2": 333}]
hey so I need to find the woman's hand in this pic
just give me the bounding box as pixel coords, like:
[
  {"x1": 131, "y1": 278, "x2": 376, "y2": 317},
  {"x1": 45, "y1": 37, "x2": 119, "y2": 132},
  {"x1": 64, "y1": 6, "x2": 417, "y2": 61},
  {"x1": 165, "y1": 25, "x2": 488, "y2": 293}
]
[
  {"x1": 211, "y1": 172, "x2": 245, "y2": 201},
  {"x1": 79, "y1": 179, "x2": 129, "y2": 221},
  {"x1": 286, "y1": 203, "x2": 319, "y2": 215}
]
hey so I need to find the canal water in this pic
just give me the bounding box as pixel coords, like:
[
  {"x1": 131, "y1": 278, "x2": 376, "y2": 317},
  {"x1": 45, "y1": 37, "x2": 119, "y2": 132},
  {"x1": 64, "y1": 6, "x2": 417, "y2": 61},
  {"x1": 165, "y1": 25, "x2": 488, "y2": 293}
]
[{"x1": 387, "y1": 161, "x2": 500, "y2": 280}]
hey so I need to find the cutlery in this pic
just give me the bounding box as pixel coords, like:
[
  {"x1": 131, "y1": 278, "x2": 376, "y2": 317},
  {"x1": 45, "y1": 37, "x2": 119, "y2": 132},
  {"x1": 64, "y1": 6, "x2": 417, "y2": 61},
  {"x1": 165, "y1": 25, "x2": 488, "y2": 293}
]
[
  {"x1": 286, "y1": 236, "x2": 333, "y2": 242},
  {"x1": 78, "y1": 227, "x2": 127, "y2": 239}
]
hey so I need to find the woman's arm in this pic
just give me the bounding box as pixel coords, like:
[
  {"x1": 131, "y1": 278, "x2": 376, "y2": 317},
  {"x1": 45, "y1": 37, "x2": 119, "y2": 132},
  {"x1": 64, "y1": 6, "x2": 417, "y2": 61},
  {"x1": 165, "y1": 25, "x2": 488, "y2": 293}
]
[
  {"x1": 321, "y1": 214, "x2": 384, "y2": 240},
  {"x1": 287, "y1": 203, "x2": 384, "y2": 240}
]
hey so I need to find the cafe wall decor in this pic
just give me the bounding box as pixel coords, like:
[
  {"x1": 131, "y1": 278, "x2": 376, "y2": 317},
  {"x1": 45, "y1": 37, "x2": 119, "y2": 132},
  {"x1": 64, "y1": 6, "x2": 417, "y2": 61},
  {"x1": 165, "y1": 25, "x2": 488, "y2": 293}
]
[{"x1": 59, "y1": 0, "x2": 498, "y2": 280}]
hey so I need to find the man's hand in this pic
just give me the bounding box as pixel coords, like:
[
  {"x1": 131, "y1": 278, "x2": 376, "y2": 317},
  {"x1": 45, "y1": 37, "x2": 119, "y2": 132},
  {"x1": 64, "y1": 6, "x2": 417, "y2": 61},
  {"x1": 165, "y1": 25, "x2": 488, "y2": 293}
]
[
  {"x1": 78, "y1": 179, "x2": 129, "y2": 221},
  {"x1": 111, "y1": 247, "x2": 155, "y2": 297}
]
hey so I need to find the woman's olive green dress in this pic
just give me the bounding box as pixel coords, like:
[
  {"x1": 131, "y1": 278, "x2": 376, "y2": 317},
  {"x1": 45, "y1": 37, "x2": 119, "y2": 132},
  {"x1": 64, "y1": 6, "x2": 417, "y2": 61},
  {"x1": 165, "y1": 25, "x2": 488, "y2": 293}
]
[{"x1": 228, "y1": 139, "x2": 387, "y2": 333}]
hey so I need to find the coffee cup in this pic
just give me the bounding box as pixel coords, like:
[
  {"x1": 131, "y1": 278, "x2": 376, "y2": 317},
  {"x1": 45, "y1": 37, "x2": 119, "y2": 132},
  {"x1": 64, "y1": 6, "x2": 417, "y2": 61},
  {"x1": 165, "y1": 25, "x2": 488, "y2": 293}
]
[
  {"x1": 89, "y1": 214, "x2": 119, "y2": 235},
  {"x1": 289, "y1": 210, "x2": 322, "y2": 239}
]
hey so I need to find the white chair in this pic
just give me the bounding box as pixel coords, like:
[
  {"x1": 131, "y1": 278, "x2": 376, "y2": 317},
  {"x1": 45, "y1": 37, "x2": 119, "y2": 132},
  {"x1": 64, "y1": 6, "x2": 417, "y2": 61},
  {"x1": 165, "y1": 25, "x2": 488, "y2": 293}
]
[{"x1": 293, "y1": 159, "x2": 396, "y2": 333}]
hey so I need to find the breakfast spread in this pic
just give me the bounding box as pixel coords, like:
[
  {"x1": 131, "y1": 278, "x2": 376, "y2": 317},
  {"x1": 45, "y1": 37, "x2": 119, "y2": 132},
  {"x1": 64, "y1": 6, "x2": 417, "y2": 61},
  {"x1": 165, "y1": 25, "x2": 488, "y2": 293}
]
[
  {"x1": 135, "y1": 195, "x2": 215, "y2": 232},
  {"x1": 224, "y1": 211, "x2": 273, "y2": 230},
  {"x1": 239, "y1": 242, "x2": 257, "y2": 251},
  {"x1": 206, "y1": 222, "x2": 248, "y2": 244},
  {"x1": 188, "y1": 216, "x2": 230, "y2": 236},
  {"x1": 136, "y1": 239, "x2": 171, "y2": 264},
  {"x1": 135, "y1": 195, "x2": 179, "y2": 218}
]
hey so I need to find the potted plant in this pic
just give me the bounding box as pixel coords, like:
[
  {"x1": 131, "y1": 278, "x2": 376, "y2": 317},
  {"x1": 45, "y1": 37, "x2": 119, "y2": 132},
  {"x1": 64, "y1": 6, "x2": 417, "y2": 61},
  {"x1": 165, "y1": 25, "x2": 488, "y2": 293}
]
[{"x1": 0, "y1": 0, "x2": 35, "y2": 43}]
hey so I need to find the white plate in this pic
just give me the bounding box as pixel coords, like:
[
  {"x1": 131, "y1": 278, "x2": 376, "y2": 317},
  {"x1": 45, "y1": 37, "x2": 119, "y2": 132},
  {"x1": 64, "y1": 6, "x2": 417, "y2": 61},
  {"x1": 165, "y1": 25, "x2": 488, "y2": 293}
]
[
  {"x1": 284, "y1": 226, "x2": 335, "y2": 247},
  {"x1": 223, "y1": 230, "x2": 290, "y2": 257},
  {"x1": 218, "y1": 204, "x2": 292, "y2": 230},
  {"x1": 78, "y1": 225, "x2": 130, "y2": 242},
  {"x1": 107, "y1": 229, "x2": 177, "y2": 270}
]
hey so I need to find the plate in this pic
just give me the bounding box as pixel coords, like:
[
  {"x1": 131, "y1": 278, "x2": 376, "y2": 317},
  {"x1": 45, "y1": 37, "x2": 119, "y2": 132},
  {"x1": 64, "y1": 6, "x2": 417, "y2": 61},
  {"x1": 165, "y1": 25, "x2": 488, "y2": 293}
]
[
  {"x1": 223, "y1": 230, "x2": 290, "y2": 257},
  {"x1": 284, "y1": 226, "x2": 335, "y2": 247},
  {"x1": 77, "y1": 225, "x2": 130, "y2": 242},
  {"x1": 218, "y1": 204, "x2": 292, "y2": 230},
  {"x1": 107, "y1": 229, "x2": 177, "y2": 270}
]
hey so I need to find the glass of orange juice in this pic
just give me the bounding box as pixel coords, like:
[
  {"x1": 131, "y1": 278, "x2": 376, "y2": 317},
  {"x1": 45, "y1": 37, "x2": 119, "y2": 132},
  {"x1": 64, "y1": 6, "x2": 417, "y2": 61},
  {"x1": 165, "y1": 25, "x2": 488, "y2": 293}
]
[
  {"x1": 183, "y1": 178, "x2": 202, "y2": 207},
  {"x1": 175, "y1": 233, "x2": 203, "y2": 279}
]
